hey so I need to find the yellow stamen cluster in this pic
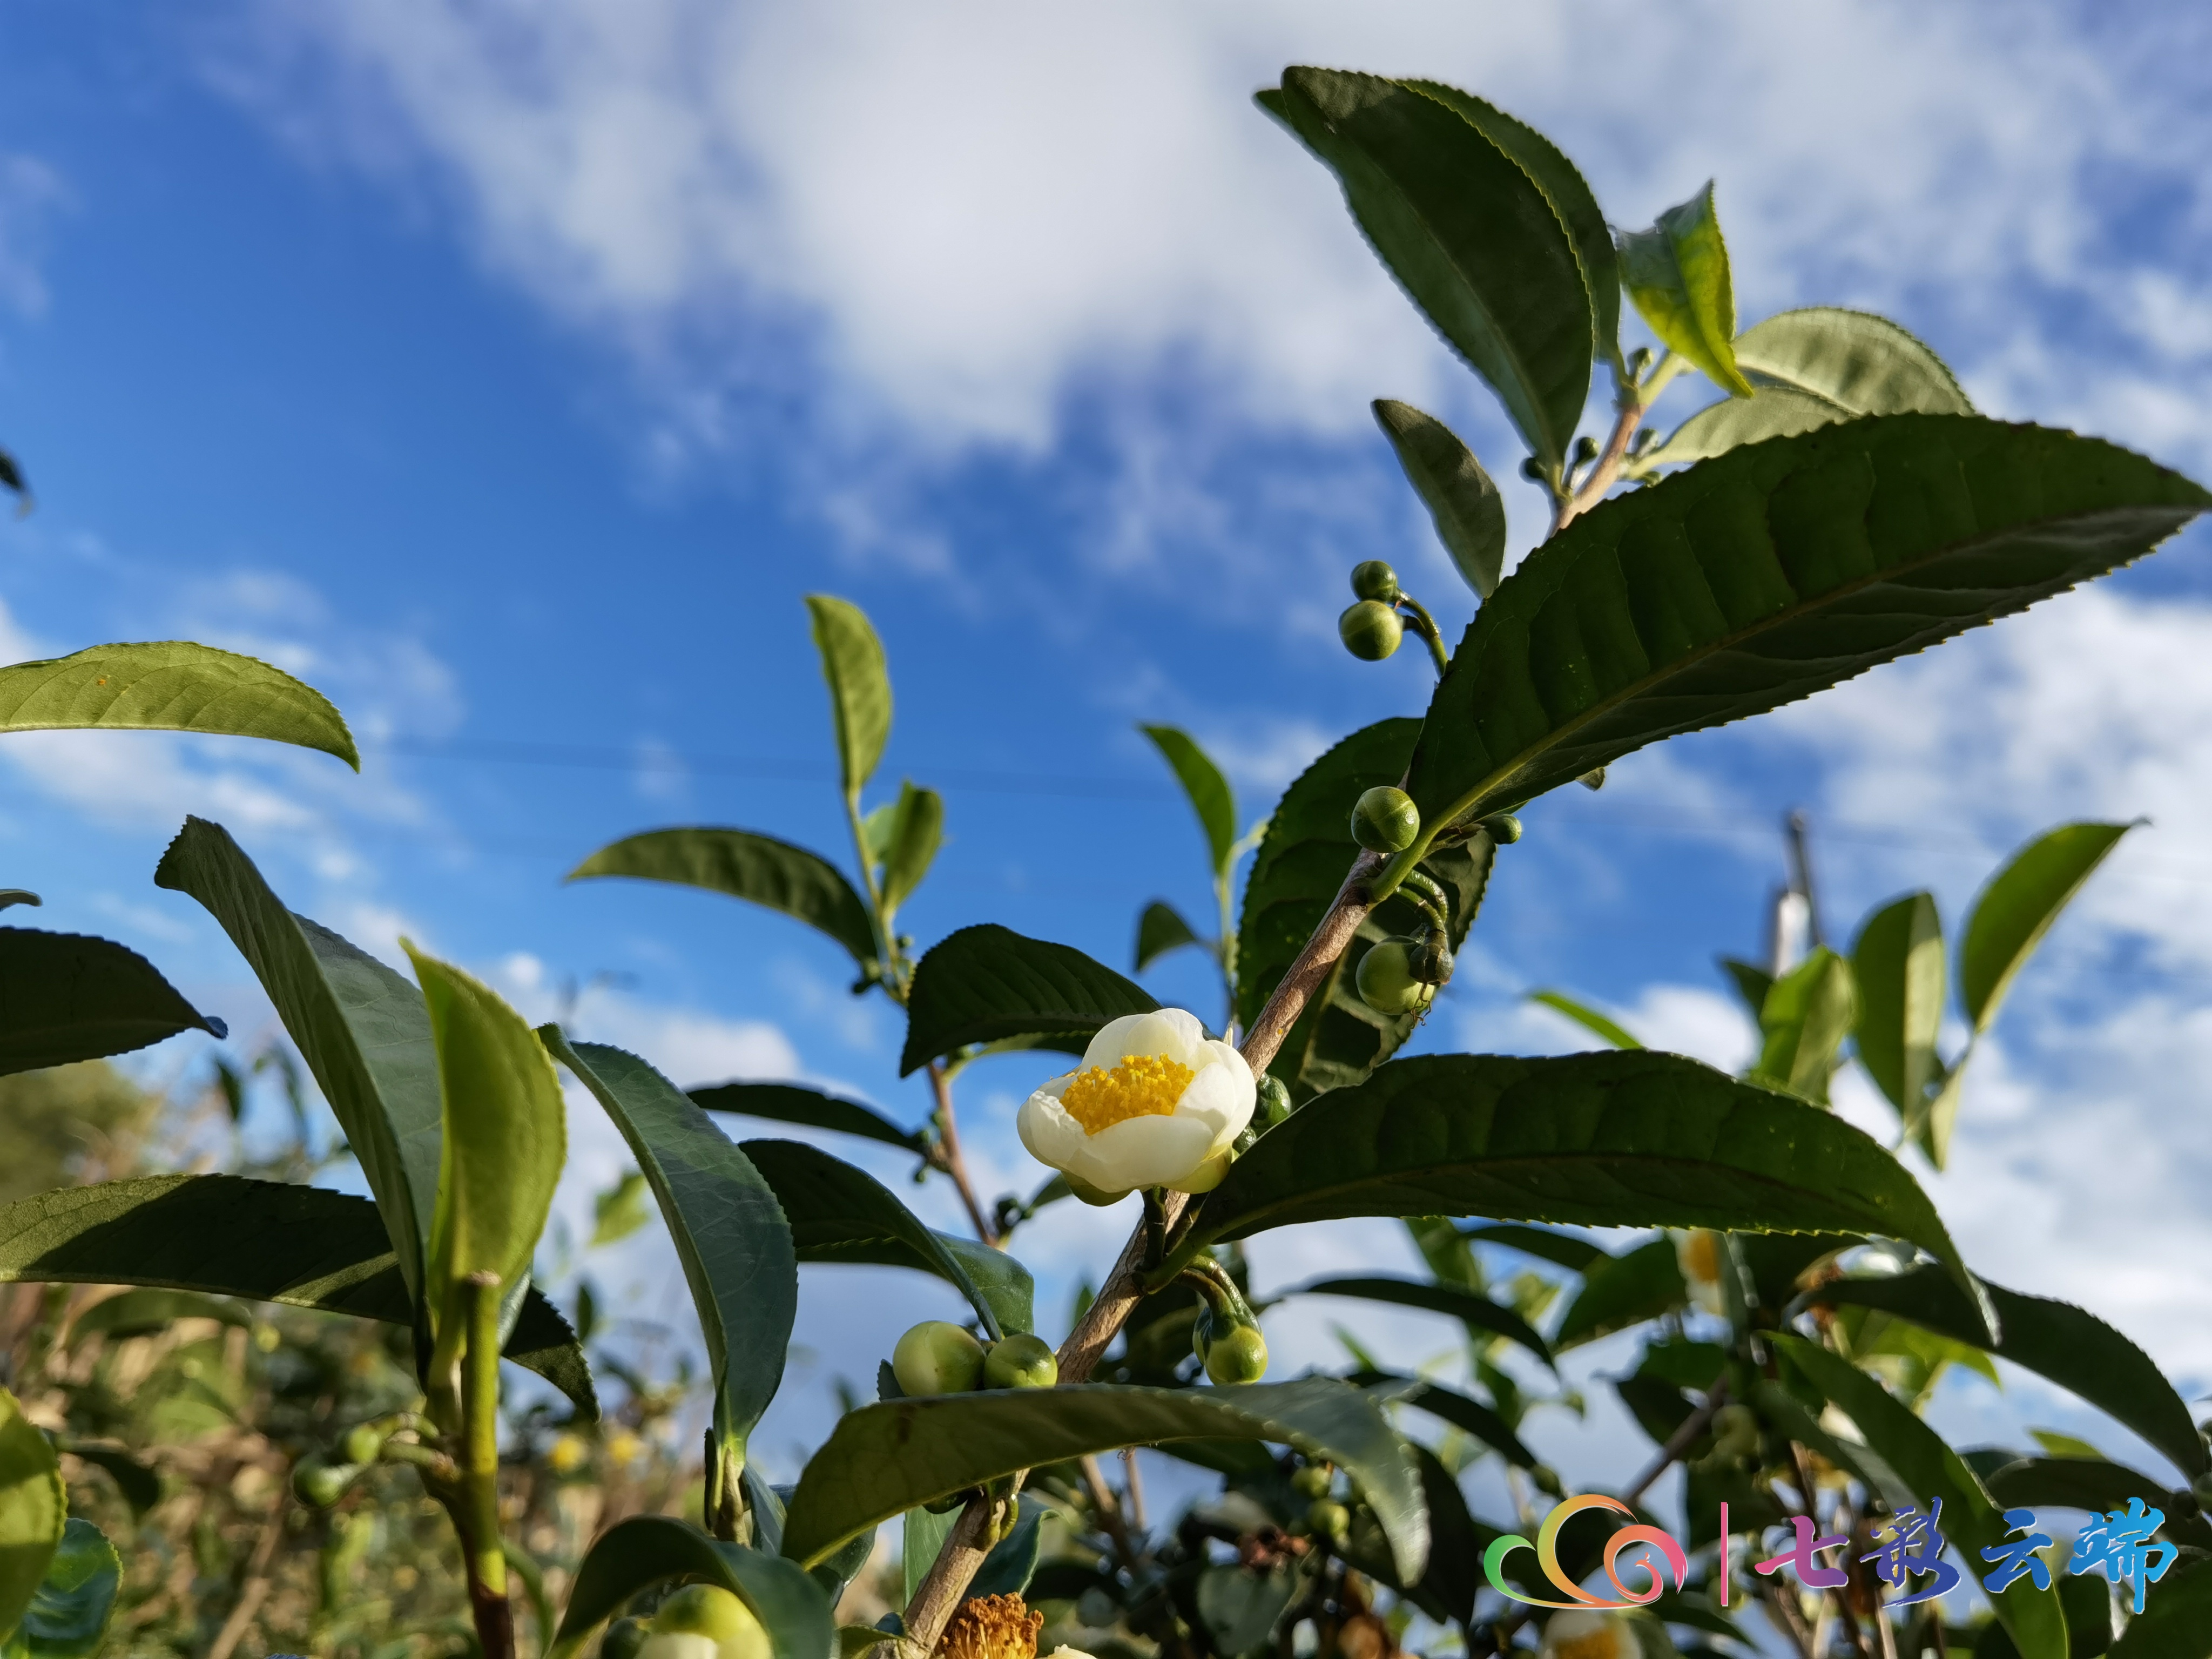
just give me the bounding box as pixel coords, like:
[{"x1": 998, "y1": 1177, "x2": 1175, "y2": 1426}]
[
  {"x1": 936, "y1": 1595, "x2": 1042, "y2": 1659},
  {"x1": 1058, "y1": 1053, "x2": 1196, "y2": 1134}
]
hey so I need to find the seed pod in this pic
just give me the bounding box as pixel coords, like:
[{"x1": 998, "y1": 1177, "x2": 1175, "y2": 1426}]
[
  {"x1": 983, "y1": 1333, "x2": 1060, "y2": 1390},
  {"x1": 1204, "y1": 1321, "x2": 1269, "y2": 1386},
  {"x1": 1350, "y1": 786, "x2": 1420, "y2": 854},
  {"x1": 891, "y1": 1320, "x2": 986, "y2": 1395},
  {"x1": 1338, "y1": 601, "x2": 1404, "y2": 662},
  {"x1": 1478, "y1": 812, "x2": 1523, "y2": 845},
  {"x1": 1306, "y1": 1499, "x2": 1351, "y2": 1540},
  {"x1": 1407, "y1": 927, "x2": 1454, "y2": 987},
  {"x1": 1349, "y1": 561, "x2": 1400, "y2": 604},
  {"x1": 1355, "y1": 938, "x2": 1435, "y2": 1016},
  {"x1": 1291, "y1": 1464, "x2": 1334, "y2": 1499}
]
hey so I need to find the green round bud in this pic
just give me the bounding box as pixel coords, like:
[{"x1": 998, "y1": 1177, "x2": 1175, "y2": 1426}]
[
  {"x1": 342, "y1": 1424, "x2": 387, "y2": 1467},
  {"x1": 651, "y1": 1585, "x2": 770, "y2": 1659},
  {"x1": 1478, "y1": 812, "x2": 1523, "y2": 845},
  {"x1": 1255, "y1": 1074, "x2": 1292, "y2": 1131},
  {"x1": 1291, "y1": 1464, "x2": 1333, "y2": 1499},
  {"x1": 983, "y1": 1333, "x2": 1060, "y2": 1390},
  {"x1": 601, "y1": 1620, "x2": 651, "y2": 1659},
  {"x1": 892, "y1": 1320, "x2": 986, "y2": 1396},
  {"x1": 1349, "y1": 561, "x2": 1400, "y2": 604},
  {"x1": 1306, "y1": 1499, "x2": 1350, "y2": 1540},
  {"x1": 292, "y1": 1459, "x2": 360, "y2": 1508},
  {"x1": 1350, "y1": 786, "x2": 1420, "y2": 854},
  {"x1": 1338, "y1": 602, "x2": 1403, "y2": 662},
  {"x1": 1205, "y1": 1323, "x2": 1269, "y2": 1386},
  {"x1": 1355, "y1": 939, "x2": 1436, "y2": 1016}
]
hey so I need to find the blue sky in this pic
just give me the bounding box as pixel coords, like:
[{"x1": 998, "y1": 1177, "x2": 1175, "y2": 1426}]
[{"x1": 4, "y1": 0, "x2": 2212, "y2": 1507}]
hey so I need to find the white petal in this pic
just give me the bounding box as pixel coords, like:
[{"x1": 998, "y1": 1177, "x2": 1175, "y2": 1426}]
[
  {"x1": 1174, "y1": 1056, "x2": 1255, "y2": 1155},
  {"x1": 1170, "y1": 1147, "x2": 1233, "y2": 1195},
  {"x1": 1017, "y1": 1087, "x2": 1092, "y2": 1172},
  {"x1": 1082, "y1": 1008, "x2": 1205, "y2": 1071},
  {"x1": 1065, "y1": 1112, "x2": 1218, "y2": 1193}
]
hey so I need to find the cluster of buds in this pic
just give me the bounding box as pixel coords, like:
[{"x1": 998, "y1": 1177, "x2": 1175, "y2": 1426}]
[
  {"x1": 1354, "y1": 867, "x2": 1457, "y2": 1017},
  {"x1": 291, "y1": 1412, "x2": 440, "y2": 1508},
  {"x1": 1291, "y1": 1460, "x2": 1352, "y2": 1543},
  {"x1": 892, "y1": 1320, "x2": 1060, "y2": 1396},
  {"x1": 1337, "y1": 562, "x2": 1449, "y2": 673},
  {"x1": 1182, "y1": 1255, "x2": 1269, "y2": 1386}
]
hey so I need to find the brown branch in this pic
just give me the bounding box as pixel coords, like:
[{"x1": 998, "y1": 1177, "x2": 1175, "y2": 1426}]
[
  {"x1": 1550, "y1": 398, "x2": 1646, "y2": 537},
  {"x1": 927, "y1": 1061, "x2": 1000, "y2": 1247},
  {"x1": 1621, "y1": 1375, "x2": 1728, "y2": 1507},
  {"x1": 1080, "y1": 1454, "x2": 1140, "y2": 1570}
]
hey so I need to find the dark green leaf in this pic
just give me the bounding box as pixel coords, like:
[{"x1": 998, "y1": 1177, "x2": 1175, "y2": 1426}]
[
  {"x1": 969, "y1": 1500, "x2": 1044, "y2": 1600},
  {"x1": 1372, "y1": 401, "x2": 1509, "y2": 599},
  {"x1": 550, "y1": 1515, "x2": 833, "y2": 1659},
  {"x1": 1178, "y1": 1051, "x2": 1987, "y2": 1334},
  {"x1": 1235, "y1": 719, "x2": 1493, "y2": 1103},
  {"x1": 806, "y1": 596, "x2": 892, "y2": 801},
  {"x1": 1553, "y1": 1239, "x2": 1686, "y2": 1350},
  {"x1": 64, "y1": 1288, "x2": 248, "y2": 1344},
  {"x1": 1718, "y1": 958, "x2": 1772, "y2": 1022},
  {"x1": 1196, "y1": 1561, "x2": 1303, "y2": 1654},
  {"x1": 902, "y1": 1503, "x2": 956, "y2": 1609},
  {"x1": 1852, "y1": 893, "x2": 1944, "y2": 1119},
  {"x1": 1350, "y1": 1372, "x2": 1541, "y2": 1471},
  {"x1": 1406, "y1": 1442, "x2": 1484, "y2": 1627},
  {"x1": 1527, "y1": 989, "x2": 1642, "y2": 1050},
  {"x1": 878, "y1": 783, "x2": 943, "y2": 919},
  {"x1": 546, "y1": 1036, "x2": 797, "y2": 1454},
  {"x1": 568, "y1": 828, "x2": 878, "y2": 973},
  {"x1": 1285, "y1": 1276, "x2": 1553, "y2": 1370},
  {"x1": 1135, "y1": 901, "x2": 1209, "y2": 975},
  {"x1": 1, "y1": 1518, "x2": 117, "y2": 1659},
  {"x1": 1617, "y1": 184, "x2": 1752, "y2": 397},
  {"x1": 0, "y1": 929, "x2": 225, "y2": 1074},
  {"x1": 781, "y1": 1379, "x2": 1426, "y2": 1584},
  {"x1": 1802, "y1": 1266, "x2": 2206, "y2": 1479},
  {"x1": 739, "y1": 1139, "x2": 1027, "y2": 1337},
  {"x1": 689, "y1": 1081, "x2": 926, "y2": 1155},
  {"x1": 156, "y1": 817, "x2": 443, "y2": 1304},
  {"x1": 50, "y1": 1442, "x2": 157, "y2": 1519},
  {"x1": 1404, "y1": 420, "x2": 2209, "y2": 832},
  {"x1": 0, "y1": 642, "x2": 356, "y2": 767},
  {"x1": 1265, "y1": 70, "x2": 1592, "y2": 473},
  {"x1": 0, "y1": 895, "x2": 37, "y2": 913},
  {"x1": 1751, "y1": 947, "x2": 1856, "y2": 1104},
  {"x1": 1777, "y1": 1336, "x2": 2066, "y2": 1659},
  {"x1": 2109, "y1": 1553, "x2": 2212, "y2": 1656},
  {"x1": 1962, "y1": 822, "x2": 2134, "y2": 1030},
  {"x1": 1142, "y1": 725, "x2": 1238, "y2": 880},
  {"x1": 1979, "y1": 1455, "x2": 2204, "y2": 1546},
  {"x1": 1461, "y1": 1223, "x2": 1607, "y2": 1274},
  {"x1": 900, "y1": 924, "x2": 1156, "y2": 1077}
]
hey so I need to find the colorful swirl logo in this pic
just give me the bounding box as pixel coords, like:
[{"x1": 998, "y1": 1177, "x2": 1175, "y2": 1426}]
[{"x1": 1479, "y1": 1495, "x2": 1689, "y2": 1610}]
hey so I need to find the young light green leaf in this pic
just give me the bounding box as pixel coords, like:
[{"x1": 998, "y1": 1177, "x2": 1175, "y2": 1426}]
[
  {"x1": 1264, "y1": 69, "x2": 1592, "y2": 474},
  {"x1": 0, "y1": 642, "x2": 356, "y2": 767},
  {"x1": 155, "y1": 817, "x2": 443, "y2": 1303},
  {"x1": 1283, "y1": 1276, "x2": 1554, "y2": 1370},
  {"x1": 1852, "y1": 892, "x2": 1944, "y2": 1122},
  {"x1": 1135, "y1": 900, "x2": 1210, "y2": 974},
  {"x1": 550, "y1": 1515, "x2": 834, "y2": 1659},
  {"x1": 1177, "y1": 1050, "x2": 1989, "y2": 1335},
  {"x1": 1141, "y1": 725, "x2": 1238, "y2": 880},
  {"x1": 1962, "y1": 821, "x2": 2134, "y2": 1030},
  {"x1": 1616, "y1": 184, "x2": 1753, "y2": 397},
  {"x1": 780, "y1": 1379, "x2": 1426, "y2": 1584},
  {"x1": 1526, "y1": 989, "x2": 1642, "y2": 1050},
  {"x1": 1751, "y1": 947, "x2": 1857, "y2": 1103},
  {"x1": 546, "y1": 1036, "x2": 798, "y2": 1456},
  {"x1": 806, "y1": 595, "x2": 891, "y2": 802},
  {"x1": 409, "y1": 945, "x2": 566, "y2": 1338},
  {"x1": 0, "y1": 929, "x2": 226, "y2": 1074},
  {"x1": 568, "y1": 828, "x2": 879, "y2": 973},
  {"x1": 900, "y1": 923, "x2": 1157, "y2": 1076},
  {"x1": 2, "y1": 1519, "x2": 119, "y2": 1659},
  {"x1": 1552, "y1": 1239, "x2": 1687, "y2": 1350},
  {"x1": 1402, "y1": 420, "x2": 2209, "y2": 834},
  {"x1": 1776, "y1": 1336, "x2": 2066, "y2": 1659},
  {"x1": 1372, "y1": 401, "x2": 1509, "y2": 599},
  {"x1": 689, "y1": 1081, "x2": 927, "y2": 1154},
  {"x1": 739, "y1": 1138, "x2": 1027, "y2": 1337},
  {"x1": 588, "y1": 1171, "x2": 652, "y2": 1249},
  {"x1": 0, "y1": 1388, "x2": 62, "y2": 1645},
  {"x1": 877, "y1": 782, "x2": 944, "y2": 919}
]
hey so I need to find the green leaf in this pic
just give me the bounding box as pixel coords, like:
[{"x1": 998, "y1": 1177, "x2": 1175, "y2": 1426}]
[
  {"x1": 1372, "y1": 401, "x2": 1509, "y2": 600},
  {"x1": 409, "y1": 946, "x2": 566, "y2": 1338},
  {"x1": 1851, "y1": 893, "x2": 1944, "y2": 1119},
  {"x1": 0, "y1": 1388, "x2": 62, "y2": 1644},
  {"x1": 1402, "y1": 419, "x2": 2210, "y2": 833},
  {"x1": 1284, "y1": 1276, "x2": 1553, "y2": 1371},
  {"x1": 1196, "y1": 1561, "x2": 1303, "y2": 1655},
  {"x1": 739, "y1": 1138, "x2": 1026, "y2": 1338},
  {"x1": 1640, "y1": 386, "x2": 1851, "y2": 470},
  {"x1": 899, "y1": 924, "x2": 1156, "y2": 1077},
  {"x1": 1141, "y1": 725, "x2": 1238, "y2": 880},
  {"x1": 1718, "y1": 957, "x2": 1773, "y2": 1022},
  {"x1": 568, "y1": 828, "x2": 878, "y2": 973},
  {"x1": 64, "y1": 1288, "x2": 249, "y2": 1345},
  {"x1": 1235, "y1": 719, "x2": 1494, "y2": 1103},
  {"x1": 806, "y1": 596, "x2": 892, "y2": 802},
  {"x1": 1616, "y1": 184, "x2": 1753, "y2": 398},
  {"x1": 1, "y1": 1519, "x2": 118, "y2": 1659},
  {"x1": 0, "y1": 642, "x2": 356, "y2": 767},
  {"x1": 1374, "y1": 1375, "x2": 1541, "y2": 1471},
  {"x1": 1802, "y1": 1265, "x2": 2206, "y2": 1479},
  {"x1": 1527, "y1": 989, "x2": 1642, "y2": 1050},
  {"x1": 1265, "y1": 69, "x2": 1592, "y2": 473},
  {"x1": 877, "y1": 783, "x2": 943, "y2": 920},
  {"x1": 1776, "y1": 1336, "x2": 2066, "y2": 1659},
  {"x1": 1462, "y1": 1223, "x2": 1607, "y2": 1274},
  {"x1": 2107, "y1": 1552, "x2": 2212, "y2": 1656},
  {"x1": 1552, "y1": 1238, "x2": 1687, "y2": 1350},
  {"x1": 781, "y1": 1378, "x2": 1427, "y2": 1584},
  {"x1": 0, "y1": 929, "x2": 225, "y2": 1074},
  {"x1": 969, "y1": 1499, "x2": 1044, "y2": 1601},
  {"x1": 155, "y1": 817, "x2": 443, "y2": 1304},
  {"x1": 1962, "y1": 822, "x2": 2134, "y2": 1029},
  {"x1": 1177, "y1": 1050, "x2": 1988, "y2": 1334},
  {"x1": 551, "y1": 1515, "x2": 834, "y2": 1659},
  {"x1": 546, "y1": 1036, "x2": 798, "y2": 1454},
  {"x1": 1135, "y1": 900, "x2": 1209, "y2": 974},
  {"x1": 690, "y1": 1081, "x2": 927, "y2": 1155},
  {"x1": 1751, "y1": 947, "x2": 1857, "y2": 1104}
]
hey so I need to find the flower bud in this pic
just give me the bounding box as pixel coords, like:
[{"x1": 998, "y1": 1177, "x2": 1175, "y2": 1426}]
[
  {"x1": 1354, "y1": 939, "x2": 1435, "y2": 1016},
  {"x1": 292, "y1": 1458, "x2": 362, "y2": 1508},
  {"x1": 1338, "y1": 602, "x2": 1403, "y2": 662},
  {"x1": 892, "y1": 1320, "x2": 987, "y2": 1396},
  {"x1": 601, "y1": 1619, "x2": 650, "y2": 1659},
  {"x1": 1291, "y1": 1464, "x2": 1333, "y2": 1499},
  {"x1": 342, "y1": 1424, "x2": 387, "y2": 1467},
  {"x1": 1204, "y1": 1321, "x2": 1268, "y2": 1386},
  {"x1": 648, "y1": 1585, "x2": 770, "y2": 1659},
  {"x1": 1406, "y1": 927, "x2": 1453, "y2": 987},
  {"x1": 1479, "y1": 812, "x2": 1523, "y2": 845},
  {"x1": 1254, "y1": 1074, "x2": 1292, "y2": 1132},
  {"x1": 1349, "y1": 561, "x2": 1399, "y2": 604},
  {"x1": 984, "y1": 1333, "x2": 1060, "y2": 1390},
  {"x1": 1350, "y1": 787, "x2": 1420, "y2": 854},
  {"x1": 1305, "y1": 1499, "x2": 1350, "y2": 1540}
]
